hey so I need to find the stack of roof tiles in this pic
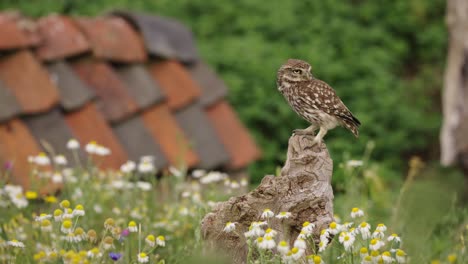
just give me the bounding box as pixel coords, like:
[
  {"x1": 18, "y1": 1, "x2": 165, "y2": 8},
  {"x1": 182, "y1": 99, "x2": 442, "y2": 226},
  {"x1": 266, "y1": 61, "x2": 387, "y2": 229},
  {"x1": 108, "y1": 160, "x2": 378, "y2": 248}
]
[{"x1": 0, "y1": 11, "x2": 261, "y2": 189}]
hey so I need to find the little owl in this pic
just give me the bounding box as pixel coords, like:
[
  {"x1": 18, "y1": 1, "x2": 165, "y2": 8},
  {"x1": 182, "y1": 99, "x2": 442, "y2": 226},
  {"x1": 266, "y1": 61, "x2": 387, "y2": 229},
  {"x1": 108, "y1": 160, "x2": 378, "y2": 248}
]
[{"x1": 277, "y1": 58, "x2": 361, "y2": 144}]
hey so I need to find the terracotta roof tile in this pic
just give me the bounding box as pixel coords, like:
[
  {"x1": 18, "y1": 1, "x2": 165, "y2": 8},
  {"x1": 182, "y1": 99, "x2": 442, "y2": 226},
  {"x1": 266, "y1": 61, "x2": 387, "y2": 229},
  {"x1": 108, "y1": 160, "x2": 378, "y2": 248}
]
[
  {"x1": 175, "y1": 103, "x2": 230, "y2": 169},
  {"x1": 113, "y1": 115, "x2": 168, "y2": 168},
  {"x1": 0, "y1": 15, "x2": 30, "y2": 50},
  {"x1": 113, "y1": 11, "x2": 198, "y2": 63},
  {"x1": 36, "y1": 15, "x2": 90, "y2": 61},
  {"x1": 114, "y1": 64, "x2": 165, "y2": 109},
  {"x1": 65, "y1": 103, "x2": 128, "y2": 169},
  {"x1": 141, "y1": 104, "x2": 198, "y2": 167},
  {"x1": 72, "y1": 59, "x2": 138, "y2": 122},
  {"x1": 23, "y1": 109, "x2": 77, "y2": 165},
  {"x1": 206, "y1": 101, "x2": 261, "y2": 169},
  {"x1": 47, "y1": 61, "x2": 95, "y2": 111},
  {"x1": 0, "y1": 50, "x2": 60, "y2": 113},
  {"x1": 148, "y1": 60, "x2": 201, "y2": 110},
  {"x1": 76, "y1": 16, "x2": 146, "y2": 62},
  {"x1": 0, "y1": 80, "x2": 22, "y2": 122},
  {"x1": 188, "y1": 61, "x2": 229, "y2": 107},
  {"x1": 0, "y1": 118, "x2": 42, "y2": 189}
]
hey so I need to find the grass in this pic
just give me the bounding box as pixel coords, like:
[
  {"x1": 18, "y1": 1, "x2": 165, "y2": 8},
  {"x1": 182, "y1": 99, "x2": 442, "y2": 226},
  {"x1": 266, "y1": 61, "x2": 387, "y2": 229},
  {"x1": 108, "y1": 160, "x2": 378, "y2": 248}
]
[{"x1": 0, "y1": 139, "x2": 466, "y2": 263}]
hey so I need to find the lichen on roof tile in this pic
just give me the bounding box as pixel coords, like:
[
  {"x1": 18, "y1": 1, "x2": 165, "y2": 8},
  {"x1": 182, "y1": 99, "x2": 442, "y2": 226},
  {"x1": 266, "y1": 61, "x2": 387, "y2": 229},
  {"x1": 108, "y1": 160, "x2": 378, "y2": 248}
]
[
  {"x1": 36, "y1": 15, "x2": 90, "y2": 61},
  {"x1": 0, "y1": 79, "x2": 22, "y2": 122},
  {"x1": 188, "y1": 61, "x2": 229, "y2": 107},
  {"x1": 0, "y1": 50, "x2": 60, "y2": 114},
  {"x1": 75, "y1": 16, "x2": 147, "y2": 62}
]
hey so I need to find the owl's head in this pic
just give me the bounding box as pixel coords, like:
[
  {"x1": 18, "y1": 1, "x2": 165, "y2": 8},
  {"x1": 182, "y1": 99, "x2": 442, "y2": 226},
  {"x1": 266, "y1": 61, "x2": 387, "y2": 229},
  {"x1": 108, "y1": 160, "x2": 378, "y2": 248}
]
[{"x1": 277, "y1": 59, "x2": 313, "y2": 83}]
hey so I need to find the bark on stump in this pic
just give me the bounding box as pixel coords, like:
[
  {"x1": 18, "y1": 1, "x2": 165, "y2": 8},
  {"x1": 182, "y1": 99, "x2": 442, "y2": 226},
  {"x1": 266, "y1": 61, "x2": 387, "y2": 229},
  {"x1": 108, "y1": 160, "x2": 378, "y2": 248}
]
[{"x1": 201, "y1": 134, "x2": 334, "y2": 263}]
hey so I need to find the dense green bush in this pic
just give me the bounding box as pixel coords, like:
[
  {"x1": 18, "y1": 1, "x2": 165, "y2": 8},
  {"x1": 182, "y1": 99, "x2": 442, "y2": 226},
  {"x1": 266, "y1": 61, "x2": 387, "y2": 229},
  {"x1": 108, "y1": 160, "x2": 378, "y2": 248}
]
[{"x1": 1, "y1": 0, "x2": 447, "y2": 183}]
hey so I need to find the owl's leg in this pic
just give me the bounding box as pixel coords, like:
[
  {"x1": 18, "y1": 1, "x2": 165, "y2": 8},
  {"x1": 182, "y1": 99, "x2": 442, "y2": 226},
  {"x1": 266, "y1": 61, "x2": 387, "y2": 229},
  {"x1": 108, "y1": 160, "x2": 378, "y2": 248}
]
[
  {"x1": 312, "y1": 127, "x2": 328, "y2": 145},
  {"x1": 293, "y1": 125, "x2": 317, "y2": 135}
]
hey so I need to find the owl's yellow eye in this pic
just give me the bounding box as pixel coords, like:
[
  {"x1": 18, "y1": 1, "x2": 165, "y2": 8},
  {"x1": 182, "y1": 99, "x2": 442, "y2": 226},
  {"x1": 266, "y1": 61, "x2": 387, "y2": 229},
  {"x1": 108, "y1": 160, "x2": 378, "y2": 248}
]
[{"x1": 293, "y1": 69, "x2": 302, "y2": 74}]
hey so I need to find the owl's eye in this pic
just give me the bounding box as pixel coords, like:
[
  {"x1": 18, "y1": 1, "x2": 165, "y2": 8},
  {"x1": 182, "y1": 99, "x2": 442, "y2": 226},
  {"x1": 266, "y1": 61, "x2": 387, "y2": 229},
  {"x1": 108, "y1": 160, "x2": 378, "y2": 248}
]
[{"x1": 293, "y1": 69, "x2": 302, "y2": 74}]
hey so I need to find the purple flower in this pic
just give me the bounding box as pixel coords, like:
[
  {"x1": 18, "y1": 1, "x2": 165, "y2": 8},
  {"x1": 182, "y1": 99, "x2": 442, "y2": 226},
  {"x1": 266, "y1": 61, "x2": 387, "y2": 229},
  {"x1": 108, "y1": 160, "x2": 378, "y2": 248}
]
[
  {"x1": 121, "y1": 228, "x2": 130, "y2": 237},
  {"x1": 109, "y1": 252, "x2": 122, "y2": 261},
  {"x1": 4, "y1": 161, "x2": 12, "y2": 171}
]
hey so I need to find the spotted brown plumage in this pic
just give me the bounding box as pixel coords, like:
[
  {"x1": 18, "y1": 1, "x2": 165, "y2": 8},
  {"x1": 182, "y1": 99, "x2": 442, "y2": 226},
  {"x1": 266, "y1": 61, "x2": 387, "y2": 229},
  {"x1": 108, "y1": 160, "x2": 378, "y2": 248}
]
[{"x1": 277, "y1": 58, "x2": 360, "y2": 144}]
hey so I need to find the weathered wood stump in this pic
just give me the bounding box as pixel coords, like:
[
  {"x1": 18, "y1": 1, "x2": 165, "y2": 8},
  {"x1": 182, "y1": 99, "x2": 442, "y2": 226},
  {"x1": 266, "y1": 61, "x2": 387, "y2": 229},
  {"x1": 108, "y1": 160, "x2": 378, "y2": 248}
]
[{"x1": 201, "y1": 134, "x2": 334, "y2": 263}]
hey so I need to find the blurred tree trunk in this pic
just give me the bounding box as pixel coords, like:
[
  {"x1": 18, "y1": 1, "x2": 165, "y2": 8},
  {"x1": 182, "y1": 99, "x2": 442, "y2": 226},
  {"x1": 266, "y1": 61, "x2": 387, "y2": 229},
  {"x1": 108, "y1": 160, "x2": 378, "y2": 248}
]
[{"x1": 441, "y1": 0, "x2": 468, "y2": 175}]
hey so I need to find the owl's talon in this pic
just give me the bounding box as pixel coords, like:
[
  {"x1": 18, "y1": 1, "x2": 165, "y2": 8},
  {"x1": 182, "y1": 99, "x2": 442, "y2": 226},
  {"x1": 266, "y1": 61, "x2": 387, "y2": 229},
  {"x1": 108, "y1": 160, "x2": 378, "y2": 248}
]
[{"x1": 293, "y1": 129, "x2": 313, "y2": 135}]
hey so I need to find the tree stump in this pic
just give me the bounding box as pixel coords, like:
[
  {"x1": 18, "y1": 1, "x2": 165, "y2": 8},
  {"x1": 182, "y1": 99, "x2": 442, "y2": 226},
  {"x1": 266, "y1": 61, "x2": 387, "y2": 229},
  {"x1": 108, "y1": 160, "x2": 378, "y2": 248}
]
[{"x1": 201, "y1": 134, "x2": 334, "y2": 263}]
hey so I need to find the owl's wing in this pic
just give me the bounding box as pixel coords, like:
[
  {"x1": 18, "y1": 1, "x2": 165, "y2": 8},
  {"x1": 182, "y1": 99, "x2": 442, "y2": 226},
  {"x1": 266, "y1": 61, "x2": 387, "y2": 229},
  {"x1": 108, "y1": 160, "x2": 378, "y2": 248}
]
[{"x1": 311, "y1": 80, "x2": 361, "y2": 127}]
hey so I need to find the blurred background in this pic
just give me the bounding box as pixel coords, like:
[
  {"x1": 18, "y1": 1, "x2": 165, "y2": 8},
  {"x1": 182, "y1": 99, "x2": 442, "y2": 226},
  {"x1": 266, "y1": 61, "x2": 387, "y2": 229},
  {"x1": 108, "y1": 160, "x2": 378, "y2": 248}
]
[{"x1": 1, "y1": 0, "x2": 467, "y2": 263}]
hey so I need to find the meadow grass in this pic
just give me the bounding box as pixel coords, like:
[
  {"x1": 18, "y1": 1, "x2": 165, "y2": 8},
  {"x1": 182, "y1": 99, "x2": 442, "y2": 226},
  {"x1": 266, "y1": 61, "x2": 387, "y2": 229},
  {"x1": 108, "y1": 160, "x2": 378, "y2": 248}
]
[{"x1": 0, "y1": 139, "x2": 466, "y2": 264}]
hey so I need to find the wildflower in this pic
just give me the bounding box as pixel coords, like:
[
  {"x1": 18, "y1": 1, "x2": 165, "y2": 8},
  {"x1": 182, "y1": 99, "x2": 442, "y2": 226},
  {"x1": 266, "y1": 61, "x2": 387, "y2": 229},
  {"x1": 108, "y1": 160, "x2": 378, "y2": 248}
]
[
  {"x1": 67, "y1": 139, "x2": 80, "y2": 150},
  {"x1": 65, "y1": 233, "x2": 76, "y2": 243},
  {"x1": 54, "y1": 155, "x2": 67, "y2": 165},
  {"x1": 350, "y1": 207, "x2": 364, "y2": 218},
  {"x1": 302, "y1": 221, "x2": 315, "y2": 233},
  {"x1": 307, "y1": 255, "x2": 324, "y2": 264},
  {"x1": 346, "y1": 160, "x2": 363, "y2": 167},
  {"x1": 362, "y1": 255, "x2": 373, "y2": 264},
  {"x1": 260, "y1": 236, "x2": 276, "y2": 249},
  {"x1": 95, "y1": 145, "x2": 111, "y2": 156},
  {"x1": 156, "y1": 235, "x2": 165, "y2": 247},
  {"x1": 264, "y1": 228, "x2": 277, "y2": 238},
  {"x1": 277, "y1": 240, "x2": 289, "y2": 255},
  {"x1": 294, "y1": 238, "x2": 307, "y2": 250},
  {"x1": 44, "y1": 195, "x2": 57, "y2": 203},
  {"x1": 371, "y1": 250, "x2": 380, "y2": 262},
  {"x1": 339, "y1": 232, "x2": 355, "y2": 251},
  {"x1": 396, "y1": 249, "x2": 406, "y2": 263},
  {"x1": 33, "y1": 251, "x2": 46, "y2": 261},
  {"x1": 359, "y1": 222, "x2": 372, "y2": 239},
  {"x1": 230, "y1": 181, "x2": 240, "y2": 189},
  {"x1": 53, "y1": 209, "x2": 63, "y2": 221},
  {"x1": 373, "y1": 223, "x2": 387, "y2": 238},
  {"x1": 223, "y1": 222, "x2": 236, "y2": 233},
  {"x1": 261, "y1": 208, "x2": 274, "y2": 219},
  {"x1": 11, "y1": 193, "x2": 28, "y2": 208},
  {"x1": 145, "y1": 235, "x2": 156, "y2": 247},
  {"x1": 360, "y1": 247, "x2": 369, "y2": 258},
  {"x1": 169, "y1": 166, "x2": 184, "y2": 177},
  {"x1": 104, "y1": 218, "x2": 116, "y2": 230},
  {"x1": 7, "y1": 239, "x2": 25, "y2": 248},
  {"x1": 369, "y1": 238, "x2": 385, "y2": 251},
  {"x1": 138, "y1": 160, "x2": 155, "y2": 173},
  {"x1": 87, "y1": 229, "x2": 98, "y2": 243},
  {"x1": 85, "y1": 141, "x2": 98, "y2": 154},
  {"x1": 328, "y1": 221, "x2": 341, "y2": 235},
  {"x1": 87, "y1": 247, "x2": 100, "y2": 258},
  {"x1": 192, "y1": 169, "x2": 205, "y2": 178},
  {"x1": 62, "y1": 208, "x2": 74, "y2": 219},
  {"x1": 137, "y1": 252, "x2": 149, "y2": 263},
  {"x1": 320, "y1": 229, "x2": 330, "y2": 242},
  {"x1": 74, "y1": 227, "x2": 86, "y2": 242},
  {"x1": 40, "y1": 219, "x2": 52, "y2": 232},
  {"x1": 61, "y1": 220, "x2": 73, "y2": 233},
  {"x1": 128, "y1": 221, "x2": 138, "y2": 232},
  {"x1": 290, "y1": 247, "x2": 305, "y2": 260},
  {"x1": 387, "y1": 233, "x2": 401, "y2": 243},
  {"x1": 447, "y1": 254, "x2": 457, "y2": 263},
  {"x1": 35, "y1": 213, "x2": 52, "y2": 222},
  {"x1": 34, "y1": 152, "x2": 50, "y2": 166},
  {"x1": 240, "y1": 178, "x2": 248, "y2": 186},
  {"x1": 103, "y1": 236, "x2": 114, "y2": 250},
  {"x1": 51, "y1": 173, "x2": 63, "y2": 183},
  {"x1": 376, "y1": 223, "x2": 387, "y2": 232},
  {"x1": 73, "y1": 204, "x2": 85, "y2": 216},
  {"x1": 109, "y1": 252, "x2": 122, "y2": 261},
  {"x1": 245, "y1": 222, "x2": 266, "y2": 238},
  {"x1": 298, "y1": 230, "x2": 309, "y2": 240},
  {"x1": 318, "y1": 240, "x2": 328, "y2": 252},
  {"x1": 382, "y1": 251, "x2": 393, "y2": 264},
  {"x1": 120, "y1": 161, "x2": 136, "y2": 173},
  {"x1": 136, "y1": 181, "x2": 152, "y2": 191},
  {"x1": 60, "y1": 199, "x2": 71, "y2": 209},
  {"x1": 276, "y1": 211, "x2": 292, "y2": 219},
  {"x1": 25, "y1": 191, "x2": 38, "y2": 200}
]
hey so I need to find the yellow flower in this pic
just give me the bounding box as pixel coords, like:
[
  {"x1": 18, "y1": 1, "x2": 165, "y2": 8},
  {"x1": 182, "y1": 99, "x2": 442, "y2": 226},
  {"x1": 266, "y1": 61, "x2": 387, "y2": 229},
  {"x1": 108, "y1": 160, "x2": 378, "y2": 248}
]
[
  {"x1": 145, "y1": 235, "x2": 156, "y2": 247},
  {"x1": 44, "y1": 195, "x2": 57, "y2": 203},
  {"x1": 60, "y1": 200, "x2": 71, "y2": 209},
  {"x1": 448, "y1": 254, "x2": 457, "y2": 263},
  {"x1": 25, "y1": 191, "x2": 38, "y2": 200},
  {"x1": 33, "y1": 251, "x2": 46, "y2": 261}
]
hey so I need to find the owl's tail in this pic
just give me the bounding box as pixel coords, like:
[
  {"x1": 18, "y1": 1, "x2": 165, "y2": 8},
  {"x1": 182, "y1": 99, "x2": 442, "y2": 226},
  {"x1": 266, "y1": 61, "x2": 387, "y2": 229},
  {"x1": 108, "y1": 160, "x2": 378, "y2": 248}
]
[{"x1": 340, "y1": 114, "x2": 361, "y2": 138}]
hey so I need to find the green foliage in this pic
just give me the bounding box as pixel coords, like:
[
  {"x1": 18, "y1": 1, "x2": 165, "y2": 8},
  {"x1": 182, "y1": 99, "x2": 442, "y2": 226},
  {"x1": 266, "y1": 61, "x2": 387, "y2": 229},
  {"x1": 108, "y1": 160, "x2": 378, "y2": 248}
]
[{"x1": 0, "y1": 0, "x2": 447, "y2": 183}]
